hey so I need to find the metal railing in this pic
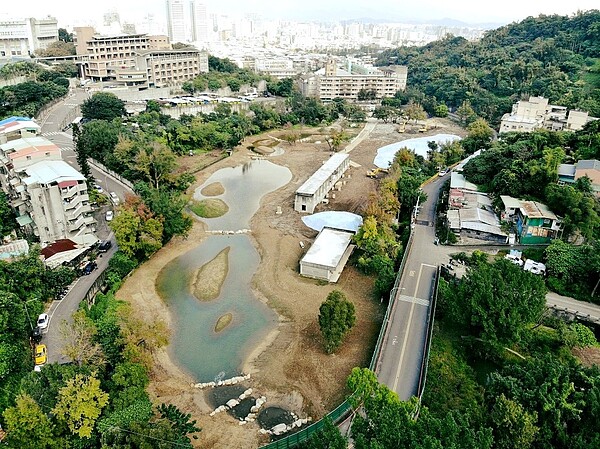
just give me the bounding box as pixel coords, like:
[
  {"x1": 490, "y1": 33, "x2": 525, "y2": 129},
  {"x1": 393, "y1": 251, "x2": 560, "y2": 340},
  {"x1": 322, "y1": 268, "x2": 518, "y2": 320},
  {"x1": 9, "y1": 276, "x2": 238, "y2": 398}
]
[{"x1": 417, "y1": 266, "x2": 440, "y2": 400}]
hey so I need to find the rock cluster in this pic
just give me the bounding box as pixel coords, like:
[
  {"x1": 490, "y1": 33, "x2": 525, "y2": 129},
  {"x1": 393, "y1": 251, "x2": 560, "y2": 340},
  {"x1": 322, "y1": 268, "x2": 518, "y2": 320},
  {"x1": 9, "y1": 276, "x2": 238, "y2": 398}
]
[{"x1": 194, "y1": 373, "x2": 250, "y2": 389}]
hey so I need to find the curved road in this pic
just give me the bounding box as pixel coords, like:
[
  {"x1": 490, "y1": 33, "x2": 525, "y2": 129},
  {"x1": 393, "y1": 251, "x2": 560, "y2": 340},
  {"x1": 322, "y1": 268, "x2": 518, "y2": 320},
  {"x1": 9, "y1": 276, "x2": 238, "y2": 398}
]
[{"x1": 37, "y1": 87, "x2": 131, "y2": 363}]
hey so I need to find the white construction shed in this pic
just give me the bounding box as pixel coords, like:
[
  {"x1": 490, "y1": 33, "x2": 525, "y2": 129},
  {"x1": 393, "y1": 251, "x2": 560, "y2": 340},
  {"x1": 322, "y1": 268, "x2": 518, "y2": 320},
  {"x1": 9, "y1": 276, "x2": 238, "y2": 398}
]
[
  {"x1": 294, "y1": 153, "x2": 350, "y2": 213},
  {"x1": 300, "y1": 227, "x2": 356, "y2": 283}
]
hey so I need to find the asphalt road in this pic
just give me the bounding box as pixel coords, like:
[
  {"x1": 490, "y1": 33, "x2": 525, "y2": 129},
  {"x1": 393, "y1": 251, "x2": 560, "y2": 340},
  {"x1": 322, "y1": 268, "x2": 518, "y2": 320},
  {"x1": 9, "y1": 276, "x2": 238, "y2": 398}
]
[
  {"x1": 44, "y1": 239, "x2": 117, "y2": 363},
  {"x1": 376, "y1": 174, "x2": 447, "y2": 400},
  {"x1": 547, "y1": 292, "x2": 600, "y2": 323},
  {"x1": 37, "y1": 88, "x2": 129, "y2": 364}
]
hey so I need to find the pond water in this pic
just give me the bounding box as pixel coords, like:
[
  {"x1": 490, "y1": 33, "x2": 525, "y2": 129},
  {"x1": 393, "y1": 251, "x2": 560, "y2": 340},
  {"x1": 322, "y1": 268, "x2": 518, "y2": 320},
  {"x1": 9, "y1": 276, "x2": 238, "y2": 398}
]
[
  {"x1": 374, "y1": 134, "x2": 462, "y2": 168},
  {"x1": 156, "y1": 160, "x2": 292, "y2": 382},
  {"x1": 193, "y1": 160, "x2": 292, "y2": 231}
]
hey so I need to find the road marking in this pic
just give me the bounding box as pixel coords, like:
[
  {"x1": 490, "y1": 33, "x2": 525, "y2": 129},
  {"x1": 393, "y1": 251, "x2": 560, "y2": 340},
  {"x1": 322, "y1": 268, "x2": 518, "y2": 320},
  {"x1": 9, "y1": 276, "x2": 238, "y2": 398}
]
[
  {"x1": 398, "y1": 294, "x2": 430, "y2": 307},
  {"x1": 409, "y1": 270, "x2": 415, "y2": 277},
  {"x1": 422, "y1": 263, "x2": 437, "y2": 268},
  {"x1": 392, "y1": 264, "x2": 425, "y2": 391}
]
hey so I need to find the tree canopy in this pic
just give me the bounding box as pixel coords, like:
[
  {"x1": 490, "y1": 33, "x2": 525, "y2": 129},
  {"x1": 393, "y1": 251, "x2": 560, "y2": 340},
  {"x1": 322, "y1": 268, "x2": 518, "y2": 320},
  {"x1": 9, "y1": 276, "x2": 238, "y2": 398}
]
[
  {"x1": 318, "y1": 290, "x2": 356, "y2": 354},
  {"x1": 81, "y1": 92, "x2": 126, "y2": 121}
]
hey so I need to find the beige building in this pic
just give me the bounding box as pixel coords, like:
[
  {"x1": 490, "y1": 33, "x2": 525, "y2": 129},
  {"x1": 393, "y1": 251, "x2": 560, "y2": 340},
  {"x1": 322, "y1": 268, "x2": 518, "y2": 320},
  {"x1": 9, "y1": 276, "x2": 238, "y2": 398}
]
[
  {"x1": 75, "y1": 29, "x2": 208, "y2": 87},
  {"x1": 0, "y1": 16, "x2": 58, "y2": 59},
  {"x1": 300, "y1": 58, "x2": 407, "y2": 102},
  {"x1": 0, "y1": 135, "x2": 95, "y2": 245},
  {"x1": 499, "y1": 96, "x2": 596, "y2": 133}
]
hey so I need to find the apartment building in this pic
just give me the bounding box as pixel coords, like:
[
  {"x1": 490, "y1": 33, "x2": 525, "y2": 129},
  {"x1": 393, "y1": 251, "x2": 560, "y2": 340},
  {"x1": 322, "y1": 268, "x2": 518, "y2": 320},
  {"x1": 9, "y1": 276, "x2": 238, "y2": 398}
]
[
  {"x1": 299, "y1": 58, "x2": 407, "y2": 102},
  {"x1": 76, "y1": 29, "x2": 208, "y2": 87},
  {"x1": 0, "y1": 135, "x2": 95, "y2": 245},
  {"x1": 135, "y1": 49, "x2": 209, "y2": 87},
  {"x1": 499, "y1": 96, "x2": 597, "y2": 133},
  {"x1": 0, "y1": 117, "x2": 40, "y2": 144},
  {"x1": 0, "y1": 16, "x2": 58, "y2": 59}
]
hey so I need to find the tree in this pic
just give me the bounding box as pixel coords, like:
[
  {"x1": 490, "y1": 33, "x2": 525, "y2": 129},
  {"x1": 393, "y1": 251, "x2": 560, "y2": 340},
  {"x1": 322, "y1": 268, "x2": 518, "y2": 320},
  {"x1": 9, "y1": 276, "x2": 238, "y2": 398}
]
[
  {"x1": 326, "y1": 130, "x2": 350, "y2": 152},
  {"x1": 60, "y1": 309, "x2": 105, "y2": 367},
  {"x1": 52, "y1": 373, "x2": 109, "y2": 438},
  {"x1": 489, "y1": 394, "x2": 539, "y2": 449},
  {"x1": 110, "y1": 196, "x2": 164, "y2": 260},
  {"x1": 318, "y1": 290, "x2": 356, "y2": 354},
  {"x1": 404, "y1": 101, "x2": 427, "y2": 123},
  {"x1": 77, "y1": 119, "x2": 120, "y2": 164},
  {"x1": 37, "y1": 41, "x2": 76, "y2": 57},
  {"x1": 296, "y1": 417, "x2": 346, "y2": 449},
  {"x1": 443, "y1": 259, "x2": 546, "y2": 345},
  {"x1": 3, "y1": 393, "x2": 55, "y2": 449},
  {"x1": 462, "y1": 118, "x2": 495, "y2": 153},
  {"x1": 434, "y1": 103, "x2": 449, "y2": 117},
  {"x1": 72, "y1": 123, "x2": 91, "y2": 178},
  {"x1": 134, "y1": 141, "x2": 177, "y2": 189},
  {"x1": 81, "y1": 92, "x2": 126, "y2": 121},
  {"x1": 0, "y1": 192, "x2": 16, "y2": 237},
  {"x1": 58, "y1": 28, "x2": 73, "y2": 42},
  {"x1": 456, "y1": 100, "x2": 477, "y2": 125}
]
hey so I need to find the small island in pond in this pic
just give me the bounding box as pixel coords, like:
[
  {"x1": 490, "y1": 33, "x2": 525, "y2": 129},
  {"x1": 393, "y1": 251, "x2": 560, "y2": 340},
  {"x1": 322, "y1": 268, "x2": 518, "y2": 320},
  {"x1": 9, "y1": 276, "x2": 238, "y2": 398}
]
[{"x1": 190, "y1": 247, "x2": 230, "y2": 301}]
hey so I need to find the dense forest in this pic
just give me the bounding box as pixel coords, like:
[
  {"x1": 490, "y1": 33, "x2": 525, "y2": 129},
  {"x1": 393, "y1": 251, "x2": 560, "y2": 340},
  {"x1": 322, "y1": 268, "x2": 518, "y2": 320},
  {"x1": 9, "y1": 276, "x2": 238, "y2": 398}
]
[{"x1": 376, "y1": 10, "x2": 600, "y2": 123}]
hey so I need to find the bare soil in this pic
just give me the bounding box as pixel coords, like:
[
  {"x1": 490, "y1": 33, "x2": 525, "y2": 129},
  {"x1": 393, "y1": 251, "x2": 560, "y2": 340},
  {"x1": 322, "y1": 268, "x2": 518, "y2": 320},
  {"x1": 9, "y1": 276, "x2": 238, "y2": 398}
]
[
  {"x1": 116, "y1": 118, "x2": 467, "y2": 448},
  {"x1": 190, "y1": 247, "x2": 230, "y2": 301}
]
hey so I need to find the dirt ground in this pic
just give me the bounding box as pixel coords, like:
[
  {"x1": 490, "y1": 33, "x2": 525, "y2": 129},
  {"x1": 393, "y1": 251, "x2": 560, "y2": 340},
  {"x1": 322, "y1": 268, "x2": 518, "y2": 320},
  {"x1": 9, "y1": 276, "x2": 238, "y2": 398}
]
[{"x1": 115, "y1": 117, "x2": 467, "y2": 448}]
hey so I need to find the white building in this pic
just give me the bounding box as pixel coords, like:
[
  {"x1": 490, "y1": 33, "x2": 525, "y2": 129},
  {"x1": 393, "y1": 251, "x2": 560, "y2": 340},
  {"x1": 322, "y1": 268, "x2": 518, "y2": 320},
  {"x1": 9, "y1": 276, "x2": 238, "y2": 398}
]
[
  {"x1": 295, "y1": 153, "x2": 350, "y2": 213},
  {"x1": 0, "y1": 133, "x2": 95, "y2": 245},
  {"x1": 166, "y1": 0, "x2": 188, "y2": 43},
  {"x1": 190, "y1": 0, "x2": 209, "y2": 45},
  {"x1": 300, "y1": 227, "x2": 356, "y2": 282},
  {"x1": 0, "y1": 16, "x2": 58, "y2": 59},
  {"x1": 499, "y1": 96, "x2": 597, "y2": 133},
  {"x1": 300, "y1": 58, "x2": 407, "y2": 102}
]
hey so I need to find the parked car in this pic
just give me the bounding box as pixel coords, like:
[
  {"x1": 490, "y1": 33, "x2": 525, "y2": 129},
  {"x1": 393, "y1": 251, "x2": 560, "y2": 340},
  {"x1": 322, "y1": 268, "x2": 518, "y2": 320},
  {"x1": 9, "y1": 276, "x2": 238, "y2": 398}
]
[
  {"x1": 98, "y1": 240, "x2": 112, "y2": 252},
  {"x1": 438, "y1": 168, "x2": 449, "y2": 177},
  {"x1": 109, "y1": 192, "x2": 119, "y2": 205},
  {"x1": 524, "y1": 259, "x2": 546, "y2": 275},
  {"x1": 504, "y1": 254, "x2": 524, "y2": 266},
  {"x1": 37, "y1": 313, "x2": 49, "y2": 330},
  {"x1": 105, "y1": 210, "x2": 114, "y2": 221},
  {"x1": 34, "y1": 344, "x2": 47, "y2": 366},
  {"x1": 93, "y1": 183, "x2": 103, "y2": 193},
  {"x1": 31, "y1": 326, "x2": 42, "y2": 343},
  {"x1": 82, "y1": 261, "x2": 97, "y2": 275}
]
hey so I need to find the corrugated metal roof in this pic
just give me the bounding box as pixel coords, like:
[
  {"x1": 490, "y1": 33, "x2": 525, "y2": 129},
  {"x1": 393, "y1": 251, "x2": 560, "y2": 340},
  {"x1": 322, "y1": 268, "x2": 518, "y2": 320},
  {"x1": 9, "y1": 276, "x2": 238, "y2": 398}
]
[
  {"x1": 576, "y1": 159, "x2": 600, "y2": 171},
  {"x1": 296, "y1": 153, "x2": 349, "y2": 196},
  {"x1": 450, "y1": 172, "x2": 478, "y2": 191}
]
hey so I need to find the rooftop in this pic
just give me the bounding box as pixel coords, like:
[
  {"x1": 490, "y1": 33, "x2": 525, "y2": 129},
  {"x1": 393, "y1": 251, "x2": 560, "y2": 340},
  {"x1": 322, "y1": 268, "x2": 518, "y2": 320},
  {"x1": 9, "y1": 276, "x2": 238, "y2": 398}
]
[
  {"x1": 0, "y1": 119, "x2": 40, "y2": 135},
  {"x1": 301, "y1": 227, "x2": 354, "y2": 269},
  {"x1": 520, "y1": 200, "x2": 558, "y2": 220},
  {"x1": 23, "y1": 160, "x2": 85, "y2": 185},
  {"x1": 0, "y1": 136, "x2": 60, "y2": 160},
  {"x1": 296, "y1": 153, "x2": 349, "y2": 196},
  {"x1": 576, "y1": 159, "x2": 600, "y2": 171},
  {"x1": 450, "y1": 172, "x2": 478, "y2": 191}
]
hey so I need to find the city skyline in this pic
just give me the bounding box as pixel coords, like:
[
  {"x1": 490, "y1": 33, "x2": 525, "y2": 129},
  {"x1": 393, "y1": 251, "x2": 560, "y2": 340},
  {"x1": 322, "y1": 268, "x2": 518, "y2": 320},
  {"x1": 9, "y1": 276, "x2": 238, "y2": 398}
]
[{"x1": 9, "y1": 0, "x2": 600, "y2": 28}]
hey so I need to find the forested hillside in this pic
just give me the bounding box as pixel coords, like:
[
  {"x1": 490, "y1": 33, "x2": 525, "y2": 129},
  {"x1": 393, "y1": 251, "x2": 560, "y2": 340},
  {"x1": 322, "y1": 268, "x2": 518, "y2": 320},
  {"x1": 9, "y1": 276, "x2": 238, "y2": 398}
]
[{"x1": 376, "y1": 10, "x2": 600, "y2": 123}]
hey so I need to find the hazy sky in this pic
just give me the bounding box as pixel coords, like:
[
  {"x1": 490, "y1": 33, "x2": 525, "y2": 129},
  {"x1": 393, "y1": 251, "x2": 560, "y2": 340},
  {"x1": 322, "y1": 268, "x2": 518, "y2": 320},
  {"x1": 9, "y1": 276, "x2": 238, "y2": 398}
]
[{"x1": 10, "y1": 0, "x2": 600, "y2": 27}]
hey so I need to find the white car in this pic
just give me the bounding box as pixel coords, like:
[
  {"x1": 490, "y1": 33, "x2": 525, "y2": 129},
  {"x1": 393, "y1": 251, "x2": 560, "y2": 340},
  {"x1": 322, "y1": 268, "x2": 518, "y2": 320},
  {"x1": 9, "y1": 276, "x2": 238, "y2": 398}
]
[
  {"x1": 37, "y1": 313, "x2": 49, "y2": 330},
  {"x1": 105, "y1": 210, "x2": 114, "y2": 221},
  {"x1": 93, "y1": 184, "x2": 103, "y2": 193},
  {"x1": 504, "y1": 254, "x2": 524, "y2": 266},
  {"x1": 109, "y1": 192, "x2": 119, "y2": 205}
]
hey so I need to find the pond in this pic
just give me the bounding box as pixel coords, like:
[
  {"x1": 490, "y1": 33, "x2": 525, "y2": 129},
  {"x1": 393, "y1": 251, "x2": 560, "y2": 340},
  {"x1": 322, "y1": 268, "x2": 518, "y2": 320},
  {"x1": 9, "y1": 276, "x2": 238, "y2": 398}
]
[
  {"x1": 156, "y1": 160, "x2": 292, "y2": 382},
  {"x1": 374, "y1": 134, "x2": 462, "y2": 168}
]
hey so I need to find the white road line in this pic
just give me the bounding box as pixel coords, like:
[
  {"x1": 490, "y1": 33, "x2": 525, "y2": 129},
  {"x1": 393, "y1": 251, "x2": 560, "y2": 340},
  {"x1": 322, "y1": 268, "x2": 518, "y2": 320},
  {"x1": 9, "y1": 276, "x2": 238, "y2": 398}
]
[
  {"x1": 392, "y1": 263, "x2": 425, "y2": 391},
  {"x1": 398, "y1": 294, "x2": 430, "y2": 307}
]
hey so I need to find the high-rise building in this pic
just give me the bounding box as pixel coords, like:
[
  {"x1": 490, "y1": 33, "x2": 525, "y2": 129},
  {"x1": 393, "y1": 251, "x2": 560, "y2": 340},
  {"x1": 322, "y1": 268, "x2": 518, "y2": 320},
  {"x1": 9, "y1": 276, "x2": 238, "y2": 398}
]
[
  {"x1": 0, "y1": 16, "x2": 58, "y2": 59},
  {"x1": 190, "y1": 0, "x2": 208, "y2": 45},
  {"x1": 166, "y1": 0, "x2": 187, "y2": 43}
]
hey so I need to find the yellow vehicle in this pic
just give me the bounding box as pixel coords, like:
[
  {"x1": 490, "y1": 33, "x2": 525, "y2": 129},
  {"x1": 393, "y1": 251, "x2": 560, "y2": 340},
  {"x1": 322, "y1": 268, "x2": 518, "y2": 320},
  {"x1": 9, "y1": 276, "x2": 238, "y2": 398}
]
[
  {"x1": 34, "y1": 344, "x2": 47, "y2": 366},
  {"x1": 367, "y1": 168, "x2": 389, "y2": 178}
]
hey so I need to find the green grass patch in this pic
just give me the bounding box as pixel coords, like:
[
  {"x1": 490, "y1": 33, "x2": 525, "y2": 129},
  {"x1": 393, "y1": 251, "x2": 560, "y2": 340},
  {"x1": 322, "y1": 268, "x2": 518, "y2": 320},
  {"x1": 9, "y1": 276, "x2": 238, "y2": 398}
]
[
  {"x1": 190, "y1": 199, "x2": 229, "y2": 218},
  {"x1": 422, "y1": 322, "x2": 485, "y2": 417}
]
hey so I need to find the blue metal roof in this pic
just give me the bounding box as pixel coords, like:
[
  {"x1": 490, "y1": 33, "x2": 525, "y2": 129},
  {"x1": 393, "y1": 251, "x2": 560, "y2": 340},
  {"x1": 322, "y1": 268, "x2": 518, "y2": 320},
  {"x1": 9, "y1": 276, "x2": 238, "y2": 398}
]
[{"x1": 0, "y1": 116, "x2": 32, "y2": 126}]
